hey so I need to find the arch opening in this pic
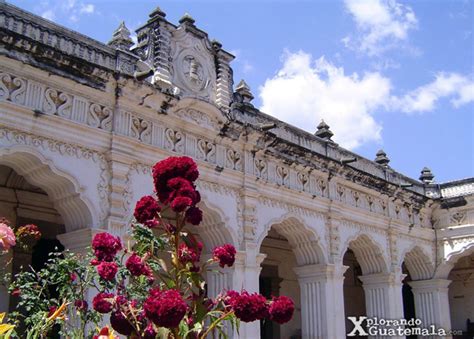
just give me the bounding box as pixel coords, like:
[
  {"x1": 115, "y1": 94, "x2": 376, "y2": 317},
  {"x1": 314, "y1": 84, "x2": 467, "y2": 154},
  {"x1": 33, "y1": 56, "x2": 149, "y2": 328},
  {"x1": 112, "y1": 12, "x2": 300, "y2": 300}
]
[
  {"x1": 0, "y1": 150, "x2": 94, "y2": 231},
  {"x1": 0, "y1": 164, "x2": 67, "y2": 314},
  {"x1": 346, "y1": 234, "x2": 388, "y2": 275},
  {"x1": 447, "y1": 248, "x2": 474, "y2": 337}
]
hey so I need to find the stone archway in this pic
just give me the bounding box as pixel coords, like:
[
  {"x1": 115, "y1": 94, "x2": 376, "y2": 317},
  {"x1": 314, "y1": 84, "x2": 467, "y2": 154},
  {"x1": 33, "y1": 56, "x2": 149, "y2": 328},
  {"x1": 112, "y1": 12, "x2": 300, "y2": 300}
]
[
  {"x1": 258, "y1": 215, "x2": 327, "y2": 339},
  {"x1": 0, "y1": 150, "x2": 97, "y2": 312},
  {"x1": 0, "y1": 149, "x2": 95, "y2": 231},
  {"x1": 400, "y1": 245, "x2": 435, "y2": 336},
  {"x1": 342, "y1": 234, "x2": 404, "y2": 336},
  {"x1": 448, "y1": 250, "x2": 474, "y2": 337}
]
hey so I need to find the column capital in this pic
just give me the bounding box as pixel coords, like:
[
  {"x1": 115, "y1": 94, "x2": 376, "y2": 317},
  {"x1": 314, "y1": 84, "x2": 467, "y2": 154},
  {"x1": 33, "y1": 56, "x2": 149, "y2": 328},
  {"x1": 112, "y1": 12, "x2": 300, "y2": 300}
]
[
  {"x1": 57, "y1": 228, "x2": 103, "y2": 254},
  {"x1": 359, "y1": 272, "x2": 406, "y2": 287},
  {"x1": 294, "y1": 263, "x2": 348, "y2": 282},
  {"x1": 408, "y1": 278, "x2": 451, "y2": 291}
]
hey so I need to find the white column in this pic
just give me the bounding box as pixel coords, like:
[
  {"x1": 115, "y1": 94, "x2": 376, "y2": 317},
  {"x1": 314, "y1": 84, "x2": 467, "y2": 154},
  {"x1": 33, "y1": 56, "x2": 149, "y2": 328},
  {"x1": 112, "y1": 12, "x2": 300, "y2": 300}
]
[
  {"x1": 409, "y1": 279, "x2": 452, "y2": 339},
  {"x1": 294, "y1": 264, "x2": 348, "y2": 339},
  {"x1": 359, "y1": 273, "x2": 405, "y2": 339},
  {"x1": 231, "y1": 244, "x2": 266, "y2": 339}
]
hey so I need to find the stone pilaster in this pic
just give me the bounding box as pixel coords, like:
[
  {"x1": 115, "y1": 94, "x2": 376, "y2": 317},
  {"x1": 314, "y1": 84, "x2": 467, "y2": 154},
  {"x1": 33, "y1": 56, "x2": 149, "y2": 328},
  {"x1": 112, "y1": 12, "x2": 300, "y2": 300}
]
[
  {"x1": 105, "y1": 156, "x2": 133, "y2": 237},
  {"x1": 232, "y1": 246, "x2": 266, "y2": 338},
  {"x1": 408, "y1": 279, "x2": 452, "y2": 339},
  {"x1": 359, "y1": 272, "x2": 405, "y2": 339},
  {"x1": 212, "y1": 41, "x2": 234, "y2": 109},
  {"x1": 294, "y1": 263, "x2": 348, "y2": 339}
]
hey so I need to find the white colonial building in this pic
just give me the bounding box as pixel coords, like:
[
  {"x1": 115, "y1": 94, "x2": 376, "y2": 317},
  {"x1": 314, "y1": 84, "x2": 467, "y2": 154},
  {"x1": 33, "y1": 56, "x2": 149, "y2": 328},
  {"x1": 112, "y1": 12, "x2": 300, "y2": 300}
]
[{"x1": 0, "y1": 2, "x2": 473, "y2": 338}]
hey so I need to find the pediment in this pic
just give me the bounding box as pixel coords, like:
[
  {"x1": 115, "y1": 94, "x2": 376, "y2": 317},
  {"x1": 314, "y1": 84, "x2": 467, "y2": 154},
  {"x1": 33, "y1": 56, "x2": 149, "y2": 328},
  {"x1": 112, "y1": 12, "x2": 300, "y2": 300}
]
[
  {"x1": 170, "y1": 28, "x2": 217, "y2": 102},
  {"x1": 169, "y1": 97, "x2": 227, "y2": 131}
]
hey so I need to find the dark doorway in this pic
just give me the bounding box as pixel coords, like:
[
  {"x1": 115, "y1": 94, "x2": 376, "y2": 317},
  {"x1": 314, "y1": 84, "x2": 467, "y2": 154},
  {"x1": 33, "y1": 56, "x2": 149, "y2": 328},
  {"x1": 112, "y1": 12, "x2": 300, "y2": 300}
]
[{"x1": 260, "y1": 265, "x2": 281, "y2": 339}]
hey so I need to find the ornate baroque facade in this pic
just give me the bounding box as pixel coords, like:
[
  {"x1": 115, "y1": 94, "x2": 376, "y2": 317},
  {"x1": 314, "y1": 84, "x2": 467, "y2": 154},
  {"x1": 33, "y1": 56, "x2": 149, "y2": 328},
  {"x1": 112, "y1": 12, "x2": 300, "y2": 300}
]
[{"x1": 0, "y1": 3, "x2": 473, "y2": 338}]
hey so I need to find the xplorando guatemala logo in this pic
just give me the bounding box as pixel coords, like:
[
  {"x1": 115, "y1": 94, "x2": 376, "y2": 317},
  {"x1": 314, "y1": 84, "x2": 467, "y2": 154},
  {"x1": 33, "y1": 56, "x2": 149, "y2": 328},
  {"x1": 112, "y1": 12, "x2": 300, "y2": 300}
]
[{"x1": 347, "y1": 317, "x2": 463, "y2": 337}]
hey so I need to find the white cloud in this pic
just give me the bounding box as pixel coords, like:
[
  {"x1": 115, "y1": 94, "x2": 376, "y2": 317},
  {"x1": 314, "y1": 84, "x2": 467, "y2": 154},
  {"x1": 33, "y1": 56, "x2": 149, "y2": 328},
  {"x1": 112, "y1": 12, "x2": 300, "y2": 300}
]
[
  {"x1": 343, "y1": 0, "x2": 418, "y2": 56},
  {"x1": 259, "y1": 51, "x2": 473, "y2": 150},
  {"x1": 392, "y1": 73, "x2": 474, "y2": 113},
  {"x1": 259, "y1": 51, "x2": 390, "y2": 149},
  {"x1": 79, "y1": 4, "x2": 95, "y2": 14},
  {"x1": 41, "y1": 9, "x2": 55, "y2": 21},
  {"x1": 36, "y1": 0, "x2": 96, "y2": 24}
]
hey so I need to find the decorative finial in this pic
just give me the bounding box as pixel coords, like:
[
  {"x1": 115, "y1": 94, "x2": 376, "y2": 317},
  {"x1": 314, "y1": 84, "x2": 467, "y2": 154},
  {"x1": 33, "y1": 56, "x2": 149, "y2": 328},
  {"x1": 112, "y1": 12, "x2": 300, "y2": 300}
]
[
  {"x1": 108, "y1": 21, "x2": 133, "y2": 50},
  {"x1": 179, "y1": 13, "x2": 195, "y2": 25},
  {"x1": 211, "y1": 39, "x2": 222, "y2": 50},
  {"x1": 314, "y1": 120, "x2": 334, "y2": 141},
  {"x1": 149, "y1": 6, "x2": 166, "y2": 19},
  {"x1": 419, "y1": 167, "x2": 434, "y2": 184},
  {"x1": 235, "y1": 80, "x2": 254, "y2": 103},
  {"x1": 375, "y1": 149, "x2": 390, "y2": 167}
]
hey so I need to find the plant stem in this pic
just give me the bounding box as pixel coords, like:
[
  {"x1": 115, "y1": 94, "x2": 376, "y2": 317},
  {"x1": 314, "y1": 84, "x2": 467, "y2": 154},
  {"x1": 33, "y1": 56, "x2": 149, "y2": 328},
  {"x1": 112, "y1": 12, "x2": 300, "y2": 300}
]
[{"x1": 199, "y1": 311, "x2": 234, "y2": 339}]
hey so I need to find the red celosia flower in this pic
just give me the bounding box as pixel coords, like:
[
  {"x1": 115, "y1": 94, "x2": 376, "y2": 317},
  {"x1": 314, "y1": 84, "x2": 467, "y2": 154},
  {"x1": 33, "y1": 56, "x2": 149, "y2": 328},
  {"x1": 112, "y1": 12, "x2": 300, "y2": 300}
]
[
  {"x1": 11, "y1": 288, "x2": 20, "y2": 297},
  {"x1": 227, "y1": 291, "x2": 268, "y2": 322},
  {"x1": 110, "y1": 310, "x2": 135, "y2": 336},
  {"x1": 178, "y1": 242, "x2": 202, "y2": 265},
  {"x1": 74, "y1": 299, "x2": 88, "y2": 311},
  {"x1": 144, "y1": 288, "x2": 187, "y2": 328},
  {"x1": 97, "y1": 261, "x2": 118, "y2": 281},
  {"x1": 92, "y1": 292, "x2": 114, "y2": 313},
  {"x1": 143, "y1": 324, "x2": 157, "y2": 339},
  {"x1": 185, "y1": 206, "x2": 203, "y2": 225},
  {"x1": 212, "y1": 244, "x2": 236, "y2": 268},
  {"x1": 268, "y1": 296, "x2": 295, "y2": 324},
  {"x1": 153, "y1": 156, "x2": 199, "y2": 186},
  {"x1": 170, "y1": 196, "x2": 193, "y2": 212},
  {"x1": 92, "y1": 232, "x2": 122, "y2": 262},
  {"x1": 47, "y1": 306, "x2": 57, "y2": 317},
  {"x1": 152, "y1": 157, "x2": 199, "y2": 204},
  {"x1": 70, "y1": 273, "x2": 77, "y2": 282},
  {"x1": 134, "y1": 195, "x2": 161, "y2": 225},
  {"x1": 126, "y1": 253, "x2": 151, "y2": 277}
]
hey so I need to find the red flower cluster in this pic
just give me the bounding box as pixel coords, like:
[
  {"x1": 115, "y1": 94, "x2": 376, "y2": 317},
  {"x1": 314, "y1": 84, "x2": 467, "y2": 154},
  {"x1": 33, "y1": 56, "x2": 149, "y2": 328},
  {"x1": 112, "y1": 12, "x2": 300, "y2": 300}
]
[
  {"x1": 16, "y1": 224, "x2": 41, "y2": 241},
  {"x1": 224, "y1": 291, "x2": 294, "y2": 324},
  {"x1": 178, "y1": 241, "x2": 202, "y2": 265},
  {"x1": 134, "y1": 195, "x2": 161, "y2": 227},
  {"x1": 74, "y1": 299, "x2": 88, "y2": 312},
  {"x1": 92, "y1": 292, "x2": 115, "y2": 314},
  {"x1": 92, "y1": 232, "x2": 122, "y2": 262},
  {"x1": 212, "y1": 244, "x2": 236, "y2": 268},
  {"x1": 185, "y1": 206, "x2": 203, "y2": 226},
  {"x1": 126, "y1": 253, "x2": 152, "y2": 277},
  {"x1": 152, "y1": 156, "x2": 203, "y2": 224},
  {"x1": 144, "y1": 288, "x2": 187, "y2": 328},
  {"x1": 97, "y1": 261, "x2": 118, "y2": 281},
  {"x1": 110, "y1": 310, "x2": 134, "y2": 336},
  {"x1": 226, "y1": 290, "x2": 268, "y2": 322},
  {"x1": 268, "y1": 296, "x2": 295, "y2": 324}
]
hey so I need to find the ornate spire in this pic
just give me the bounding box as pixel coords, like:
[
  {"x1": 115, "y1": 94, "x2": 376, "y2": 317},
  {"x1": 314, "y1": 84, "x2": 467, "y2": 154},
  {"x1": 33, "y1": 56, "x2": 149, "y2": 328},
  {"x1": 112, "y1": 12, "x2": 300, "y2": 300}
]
[
  {"x1": 419, "y1": 167, "x2": 435, "y2": 184},
  {"x1": 314, "y1": 120, "x2": 334, "y2": 141},
  {"x1": 108, "y1": 21, "x2": 133, "y2": 50},
  {"x1": 375, "y1": 149, "x2": 390, "y2": 167},
  {"x1": 149, "y1": 6, "x2": 166, "y2": 19},
  {"x1": 235, "y1": 80, "x2": 254, "y2": 103},
  {"x1": 179, "y1": 13, "x2": 195, "y2": 25}
]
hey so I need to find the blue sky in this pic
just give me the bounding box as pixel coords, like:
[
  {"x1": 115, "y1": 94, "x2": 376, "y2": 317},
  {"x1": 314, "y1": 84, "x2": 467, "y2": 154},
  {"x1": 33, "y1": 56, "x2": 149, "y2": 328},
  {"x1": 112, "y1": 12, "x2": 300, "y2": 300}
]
[{"x1": 8, "y1": 0, "x2": 473, "y2": 183}]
